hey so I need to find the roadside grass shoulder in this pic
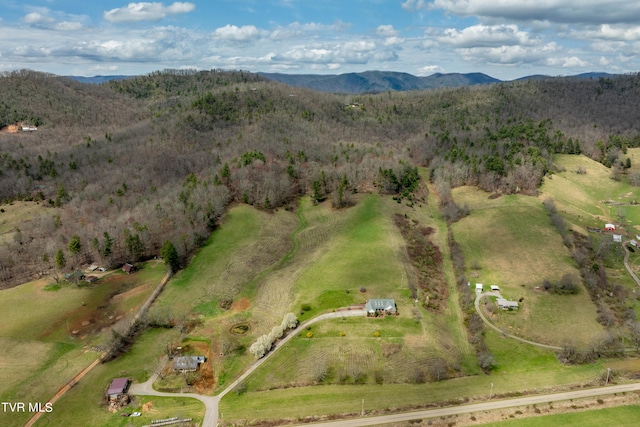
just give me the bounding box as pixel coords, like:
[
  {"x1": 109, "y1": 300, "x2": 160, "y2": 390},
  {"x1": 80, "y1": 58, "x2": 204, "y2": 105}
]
[{"x1": 479, "y1": 405, "x2": 640, "y2": 427}]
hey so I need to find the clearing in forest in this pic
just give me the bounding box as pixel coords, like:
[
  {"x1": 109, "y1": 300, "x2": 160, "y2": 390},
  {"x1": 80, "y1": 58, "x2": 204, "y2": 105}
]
[{"x1": 451, "y1": 186, "x2": 603, "y2": 346}]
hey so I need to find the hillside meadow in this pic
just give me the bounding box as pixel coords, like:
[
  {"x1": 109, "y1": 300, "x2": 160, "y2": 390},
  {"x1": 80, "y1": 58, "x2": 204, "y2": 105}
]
[
  {"x1": 3, "y1": 154, "x2": 640, "y2": 425},
  {"x1": 0, "y1": 262, "x2": 167, "y2": 427},
  {"x1": 450, "y1": 186, "x2": 603, "y2": 346}
]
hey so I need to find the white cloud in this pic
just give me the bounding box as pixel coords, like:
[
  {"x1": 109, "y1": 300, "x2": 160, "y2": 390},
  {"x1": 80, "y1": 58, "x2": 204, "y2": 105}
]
[
  {"x1": 546, "y1": 56, "x2": 589, "y2": 68},
  {"x1": 55, "y1": 21, "x2": 84, "y2": 31},
  {"x1": 401, "y1": 0, "x2": 429, "y2": 12},
  {"x1": 23, "y1": 12, "x2": 55, "y2": 25},
  {"x1": 270, "y1": 21, "x2": 349, "y2": 40},
  {"x1": 376, "y1": 25, "x2": 398, "y2": 37},
  {"x1": 275, "y1": 39, "x2": 396, "y2": 65},
  {"x1": 104, "y1": 2, "x2": 195, "y2": 23},
  {"x1": 416, "y1": 64, "x2": 446, "y2": 75},
  {"x1": 429, "y1": 0, "x2": 640, "y2": 25},
  {"x1": 457, "y1": 42, "x2": 559, "y2": 65},
  {"x1": 213, "y1": 25, "x2": 263, "y2": 42},
  {"x1": 22, "y1": 8, "x2": 86, "y2": 31},
  {"x1": 439, "y1": 24, "x2": 538, "y2": 48},
  {"x1": 586, "y1": 24, "x2": 640, "y2": 41}
]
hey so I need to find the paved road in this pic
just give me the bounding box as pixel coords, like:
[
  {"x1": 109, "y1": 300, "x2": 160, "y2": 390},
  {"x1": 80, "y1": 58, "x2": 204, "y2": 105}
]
[
  {"x1": 129, "y1": 308, "x2": 367, "y2": 426},
  {"x1": 289, "y1": 382, "x2": 640, "y2": 427}
]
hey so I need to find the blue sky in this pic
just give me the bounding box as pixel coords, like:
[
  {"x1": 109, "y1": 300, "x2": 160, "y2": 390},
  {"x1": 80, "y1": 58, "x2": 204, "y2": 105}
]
[{"x1": 0, "y1": 1, "x2": 639, "y2": 80}]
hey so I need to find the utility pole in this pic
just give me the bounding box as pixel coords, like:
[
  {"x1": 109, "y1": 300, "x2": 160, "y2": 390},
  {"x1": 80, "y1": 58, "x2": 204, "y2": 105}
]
[
  {"x1": 361, "y1": 399, "x2": 364, "y2": 416},
  {"x1": 606, "y1": 368, "x2": 611, "y2": 385},
  {"x1": 490, "y1": 382, "x2": 493, "y2": 399}
]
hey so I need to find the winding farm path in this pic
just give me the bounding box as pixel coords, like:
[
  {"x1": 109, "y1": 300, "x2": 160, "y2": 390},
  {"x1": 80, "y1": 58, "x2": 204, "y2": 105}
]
[
  {"x1": 129, "y1": 308, "x2": 367, "y2": 426},
  {"x1": 474, "y1": 291, "x2": 563, "y2": 351}
]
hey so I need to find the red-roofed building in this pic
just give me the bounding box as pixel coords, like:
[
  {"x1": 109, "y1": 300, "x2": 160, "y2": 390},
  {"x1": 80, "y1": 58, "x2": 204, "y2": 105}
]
[{"x1": 106, "y1": 378, "x2": 130, "y2": 400}]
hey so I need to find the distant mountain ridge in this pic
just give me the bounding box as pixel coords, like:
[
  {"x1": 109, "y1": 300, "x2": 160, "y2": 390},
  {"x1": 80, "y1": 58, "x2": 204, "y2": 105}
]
[
  {"x1": 258, "y1": 70, "x2": 501, "y2": 93},
  {"x1": 66, "y1": 70, "x2": 621, "y2": 93}
]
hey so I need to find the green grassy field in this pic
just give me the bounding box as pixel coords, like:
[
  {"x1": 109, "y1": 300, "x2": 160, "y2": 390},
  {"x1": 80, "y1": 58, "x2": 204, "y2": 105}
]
[
  {"x1": 4, "y1": 155, "x2": 639, "y2": 426},
  {"x1": 0, "y1": 262, "x2": 167, "y2": 427},
  {"x1": 293, "y1": 195, "x2": 408, "y2": 316},
  {"x1": 541, "y1": 154, "x2": 640, "y2": 232},
  {"x1": 450, "y1": 186, "x2": 603, "y2": 346},
  {"x1": 479, "y1": 405, "x2": 640, "y2": 427},
  {"x1": 23, "y1": 328, "x2": 200, "y2": 427}
]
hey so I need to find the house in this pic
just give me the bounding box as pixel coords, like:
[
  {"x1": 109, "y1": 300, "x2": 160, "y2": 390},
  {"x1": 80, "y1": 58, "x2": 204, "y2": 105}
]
[
  {"x1": 65, "y1": 270, "x2": 85, "y2": 284},
  {"x1": 106, "y1": 378, "x2": 130, "y2": 400},
  {"x1": 497, "y1": 298, "x2": 519, "y2": 310},
  {"x1": 613, "y1": 234, "x2": 622, "y2": 242},
  {"x1": 631, "y1": 240, "x2": 638, "y2": 247},
  {"x1": 490, "y1": 285, "x2": 500, "y2": 291},
  {"x1": 173, "y1": 356, "x2": 206, "y2": 373},
  {"x1": 605, "y1": 223, "x2": 616, "y2": 231},
  {"x1": 122, "y1": 263, "x2": 137, "y2": 274},
  {"x1": 475, "y1": 283, "x2": 483, "y2": 292},
  {"x1": 365, "y1": 299, "x2": 397, "y2": 316}
]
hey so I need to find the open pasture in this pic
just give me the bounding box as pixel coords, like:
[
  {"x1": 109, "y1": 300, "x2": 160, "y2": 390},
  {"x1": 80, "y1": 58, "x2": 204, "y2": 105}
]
[
  {"x1": 541, "y1": 154, "x2": 640, "y2": 230},
  {"x1": 28, "y1": 328, "x2": 196, "y2": 427},
  {"x1": 292, "y1": 195, "x2": 409, "y2": 317},
  {"x1": 0, "y1": 261, "x2": 164, "y2": 342},
  {"x1": 0, "y1": 262, "x2": 166, "y2": 426},
  {"x1": 151, "y1": 204, "x2": 297, "y2": 320},
  {"x1": 451, "y1": 186, "x2": 603, "y2": 346}
]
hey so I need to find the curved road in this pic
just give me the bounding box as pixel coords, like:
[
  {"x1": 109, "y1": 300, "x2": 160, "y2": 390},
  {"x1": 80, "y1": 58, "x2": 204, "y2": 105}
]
[{"x1": 129, "y1": 308, "x2": 367, "y2": 426}]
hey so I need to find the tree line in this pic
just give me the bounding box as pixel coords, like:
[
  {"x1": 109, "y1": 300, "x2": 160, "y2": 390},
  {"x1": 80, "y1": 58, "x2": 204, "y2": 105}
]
[{"x1": 1, "y1": 69, "x2": 640, "y2": 287}]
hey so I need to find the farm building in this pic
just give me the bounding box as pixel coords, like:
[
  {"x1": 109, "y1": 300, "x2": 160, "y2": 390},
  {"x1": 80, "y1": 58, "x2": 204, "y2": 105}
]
[
  {"x1": 85, "y1": 275, "x2": 98, "y2": 283},
  {"x1": 613, "y1": 234, "x2": 622, "y2": 242},
  {"x1": 605, "y1": 223, "x2": 616, "y2": 231},
  {"x1": 497, "y1": 298, "x2": 519, "y2": 310},
  {"x1": 490, "y1": 285, "x2": 500, "y2": 291},
  {"x1": 173, "y1": 356, "x2": 206, "y2": 373},
  {"x1": 365, "y1": 299, "x2": 397, "y2": 316},
  {"x1": 475, "y1": 283, "x2": 483, "y2": 292},
  {"x1": 106, "y1": 378, "x2": 130, "y2": 400},
  {"x1": 631, "y1": 240, "x2": 638, "y2": 247},
  {"x1": 65, "y1": 270, "x2": 85, "y2": 284},
  {"x1": 121, "y1": 263, "x2": 137, "y2": 274}
]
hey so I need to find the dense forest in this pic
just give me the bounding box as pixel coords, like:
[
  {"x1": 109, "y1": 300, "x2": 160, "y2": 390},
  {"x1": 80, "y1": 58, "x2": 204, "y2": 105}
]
[{"x1": 1, "y1": 69, "x2": 640, "y2": 287}]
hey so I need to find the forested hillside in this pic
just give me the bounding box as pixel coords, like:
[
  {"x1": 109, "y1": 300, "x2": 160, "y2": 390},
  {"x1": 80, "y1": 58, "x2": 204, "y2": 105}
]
[{"x1": 1, "y1": 69, "x2": 639, "y2": 288}]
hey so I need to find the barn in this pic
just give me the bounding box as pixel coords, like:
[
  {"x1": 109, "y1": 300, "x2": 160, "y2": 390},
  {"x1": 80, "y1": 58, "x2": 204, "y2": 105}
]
[{"x1": 106, "y1": 378, "x2": 130, "y2": 400}]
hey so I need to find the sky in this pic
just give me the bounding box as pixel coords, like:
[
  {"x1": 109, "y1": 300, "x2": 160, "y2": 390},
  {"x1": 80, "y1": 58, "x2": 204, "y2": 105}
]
[{"x1": 0, "y1": 1, "x2": 639, "y2": 80}]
